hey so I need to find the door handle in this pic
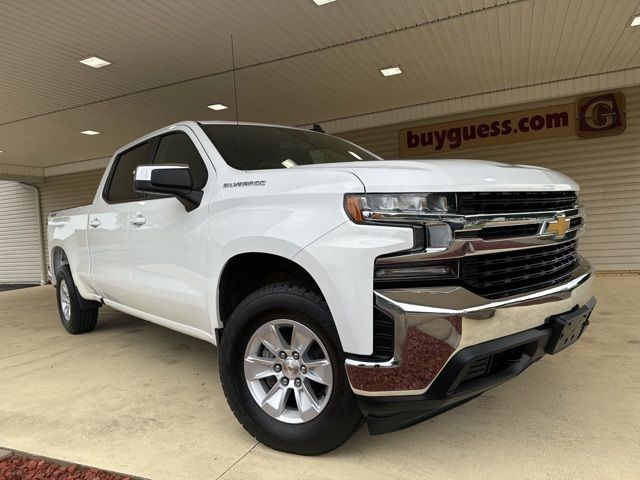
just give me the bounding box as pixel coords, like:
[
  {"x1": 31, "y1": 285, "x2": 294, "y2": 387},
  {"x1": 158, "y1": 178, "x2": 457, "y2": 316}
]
[
  {"x1": 89, "y1": 218, "x2": 101, "y2": 228},
  {"x1": 130, "y1": 216, "x2": 146, "y2": 226}
]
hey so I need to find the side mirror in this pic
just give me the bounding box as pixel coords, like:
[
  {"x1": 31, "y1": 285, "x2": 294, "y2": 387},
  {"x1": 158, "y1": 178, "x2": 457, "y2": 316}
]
[{"x1": 133, "y1": 164, "x2": 203, "y2": 211}]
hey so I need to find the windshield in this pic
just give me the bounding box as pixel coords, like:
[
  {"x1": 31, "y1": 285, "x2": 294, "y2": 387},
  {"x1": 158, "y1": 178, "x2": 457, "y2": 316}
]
[{"x1": 202, "y1": 124, "x2": 380, "y2": 171}]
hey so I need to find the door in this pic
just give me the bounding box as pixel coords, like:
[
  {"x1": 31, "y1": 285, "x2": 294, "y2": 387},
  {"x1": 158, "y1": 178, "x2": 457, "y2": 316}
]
[
  {"x1": 88, "y1": 141, "x2": 151, "y2": 305},
  {"x1": 127, "y1": 129, "x2": 212, "y2": 334},
  {"x1": 0, "y1": 181, "x2": 43, "y2": 284}
]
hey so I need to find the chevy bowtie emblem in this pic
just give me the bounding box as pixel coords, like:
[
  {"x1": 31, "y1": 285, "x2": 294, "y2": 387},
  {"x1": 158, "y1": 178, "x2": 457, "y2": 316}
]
[{"x1": 545, "y1": 214, "x2": 570, "y2": 239}]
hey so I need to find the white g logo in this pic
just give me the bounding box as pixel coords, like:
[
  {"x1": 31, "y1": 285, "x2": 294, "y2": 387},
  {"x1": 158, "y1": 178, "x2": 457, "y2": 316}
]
[{"x1": 583, "y1": 98, "x2": 616, "y2": 130}]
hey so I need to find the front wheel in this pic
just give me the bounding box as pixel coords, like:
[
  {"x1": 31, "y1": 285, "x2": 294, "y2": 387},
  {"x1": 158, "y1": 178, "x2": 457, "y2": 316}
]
[{"x1": 219, "y1": 282, "x2": 363, "y2": 455}]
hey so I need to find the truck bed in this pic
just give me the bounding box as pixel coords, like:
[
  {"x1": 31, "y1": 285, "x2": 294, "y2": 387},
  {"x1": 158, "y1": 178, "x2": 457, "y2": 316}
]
[{"x1": 47, "y1": 204, "x2": 91, "y2": 290}]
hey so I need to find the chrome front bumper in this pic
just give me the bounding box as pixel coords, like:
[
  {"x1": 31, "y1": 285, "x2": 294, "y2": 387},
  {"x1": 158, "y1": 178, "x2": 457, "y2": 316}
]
[{"x1": 346, "y1": 256, "x2": 594, "y2": 397}]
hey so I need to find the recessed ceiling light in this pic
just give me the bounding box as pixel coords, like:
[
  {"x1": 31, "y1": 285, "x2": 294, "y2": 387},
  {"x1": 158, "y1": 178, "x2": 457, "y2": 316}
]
[
  {"x1": 80, "y1": 130, "x2": 100, "y2": 135},
  {"x1": 631, "y1": 15, "x2": 640, "y2": 26},
  {"x1": 380, "y1": 66, "x2": 402, "y2": 77},
  {"x1": 207, "y1": 104, "x2": 228, "y2": 111},
  {"x1": 79, "y1": 56, "x2": 111, "y2": 68},
  {"x1": 313, "y1": 0, "x2": 336, "y2": 5}
]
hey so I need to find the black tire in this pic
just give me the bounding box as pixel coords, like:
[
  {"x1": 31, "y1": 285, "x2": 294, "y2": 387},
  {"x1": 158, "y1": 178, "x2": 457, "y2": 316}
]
[
  {"x1": 219, "y1": 282, "x2": 363, "y2": 455},
  {"x1": 55, "y1": 265, "x2": 98, "y2": 334}
]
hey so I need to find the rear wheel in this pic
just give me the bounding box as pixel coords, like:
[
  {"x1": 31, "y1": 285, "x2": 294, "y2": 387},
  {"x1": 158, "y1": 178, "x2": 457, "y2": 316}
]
[
  {"x1": 56, "y1": 265, "x2": 98, "y2": 334},
  {"x1": 219, "y1": 282, "x2": 363, "y2": 455}
]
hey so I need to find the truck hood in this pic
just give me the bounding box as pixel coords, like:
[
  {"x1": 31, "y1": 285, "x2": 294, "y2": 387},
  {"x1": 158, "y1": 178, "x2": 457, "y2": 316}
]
[{"x1": 296, "y1": 159, "x2": 579, "y2": 193}]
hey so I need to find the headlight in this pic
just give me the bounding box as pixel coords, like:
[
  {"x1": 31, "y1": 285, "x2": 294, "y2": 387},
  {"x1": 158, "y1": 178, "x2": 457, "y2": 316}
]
[
  {"x1": 344, "y1": 193, "x2": 455, "y2": 250},
  {"x1": 344, "y1": 193, "x2": 455, "y2": 223}
]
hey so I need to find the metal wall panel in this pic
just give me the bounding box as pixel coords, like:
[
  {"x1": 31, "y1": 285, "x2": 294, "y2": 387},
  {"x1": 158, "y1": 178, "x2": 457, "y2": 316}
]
[
  {"x1": 0, "y1": 181, "x2": 43, "y2": 283},
  {"x1": 340, "y1": 86, "x2": 640, "y2": 271}
]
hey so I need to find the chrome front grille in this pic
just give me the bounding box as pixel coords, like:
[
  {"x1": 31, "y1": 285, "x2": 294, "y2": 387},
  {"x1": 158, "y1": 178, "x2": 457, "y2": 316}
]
[
  {"x1": 456, "y1": 223, "x2": 540, "y2": 240},
  {"x1": 460, "y1": 240, "x2": 579, "y2": 299},
  {"x1": 374, "y1": 190, "x2": 586, "y2": 300},
  {"x1": 455, "y1": 214, "x2": 584, "y2": 242},
  {"x1": 457, "y1": 191, "x2": 578, "y2": 214}
]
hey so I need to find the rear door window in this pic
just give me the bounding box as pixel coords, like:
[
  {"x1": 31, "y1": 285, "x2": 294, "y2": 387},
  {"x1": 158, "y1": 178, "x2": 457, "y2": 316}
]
[{"x1": 105, "y1": 142, "x2": 150, "y2": 203}]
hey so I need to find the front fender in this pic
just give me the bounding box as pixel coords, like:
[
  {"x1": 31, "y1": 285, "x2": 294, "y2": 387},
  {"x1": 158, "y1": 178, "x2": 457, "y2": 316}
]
[
  {"x1": 206, "y1": 237, "x2": 321, "y2": 335},
  {"x1": 294, "y1": 222, "x2": 414, "y2": 355},
  {"x1": 205, "y1": 169, "x2": 365, "y2": 337}
]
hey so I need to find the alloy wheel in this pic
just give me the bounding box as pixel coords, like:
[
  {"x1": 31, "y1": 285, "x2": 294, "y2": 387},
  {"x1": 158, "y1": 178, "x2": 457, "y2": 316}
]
[{"x1": 243, "y1": 319, "x2": 333, "y2": 424}]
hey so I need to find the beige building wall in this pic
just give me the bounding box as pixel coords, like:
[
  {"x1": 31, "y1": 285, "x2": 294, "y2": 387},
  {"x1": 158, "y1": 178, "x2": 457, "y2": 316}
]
[{"x1": 340, "y1": 87, "x2": 640, "y2": 272}]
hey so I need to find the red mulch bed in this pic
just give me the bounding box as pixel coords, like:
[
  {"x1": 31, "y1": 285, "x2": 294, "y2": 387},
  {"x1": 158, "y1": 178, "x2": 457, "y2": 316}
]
[{"x1": 0, "y1": 455, "x2": 132, "y2": 480}]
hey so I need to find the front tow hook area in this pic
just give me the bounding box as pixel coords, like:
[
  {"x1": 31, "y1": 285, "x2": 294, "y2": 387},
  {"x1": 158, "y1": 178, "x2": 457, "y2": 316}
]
[{"x1": 357, "y1": 297, "x2": 596, "y2": 435}]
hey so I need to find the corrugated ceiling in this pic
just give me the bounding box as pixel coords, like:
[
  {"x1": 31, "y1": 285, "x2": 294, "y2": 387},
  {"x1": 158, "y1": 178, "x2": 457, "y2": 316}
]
[{"x1": 1, "y1": 0, "x2": 640, "y2": 169}]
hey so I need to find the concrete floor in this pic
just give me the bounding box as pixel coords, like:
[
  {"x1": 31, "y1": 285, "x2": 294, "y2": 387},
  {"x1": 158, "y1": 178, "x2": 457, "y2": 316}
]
[
  {"x1": 0, "y1": 278, "x2": 639, "y2": 480},
  {"x1": 0, "y1": 284, "x2": 38, "y2": 293}
]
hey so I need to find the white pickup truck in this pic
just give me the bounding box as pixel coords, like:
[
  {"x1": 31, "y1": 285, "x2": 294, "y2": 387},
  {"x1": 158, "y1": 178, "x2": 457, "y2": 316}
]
[{"x1": 48, "y1": 121, "x2": 596, "y2": 455}]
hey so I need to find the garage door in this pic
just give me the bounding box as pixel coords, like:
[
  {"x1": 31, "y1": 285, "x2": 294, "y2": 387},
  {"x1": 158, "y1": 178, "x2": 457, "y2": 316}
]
[{"x1": 0, "y1": 181, "x2": 43, "y2": 284}]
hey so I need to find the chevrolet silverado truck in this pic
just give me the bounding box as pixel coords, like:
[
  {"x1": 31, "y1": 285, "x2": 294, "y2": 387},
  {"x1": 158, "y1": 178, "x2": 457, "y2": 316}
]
[{"x1": 48, "y1": 121, "x2": 596, "y2": 455}]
